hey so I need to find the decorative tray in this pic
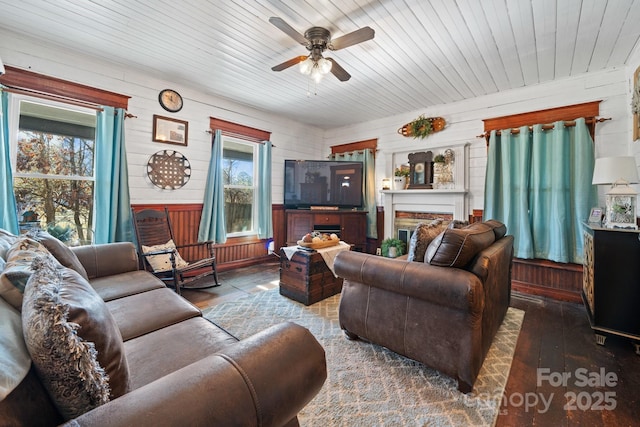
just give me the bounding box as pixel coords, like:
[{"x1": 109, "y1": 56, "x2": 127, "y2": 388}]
[{"x1": 297, "y1": 239, "x2": 341, "y2": 249}]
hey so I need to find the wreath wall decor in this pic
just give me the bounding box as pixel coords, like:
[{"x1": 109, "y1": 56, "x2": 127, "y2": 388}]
[
  {"x1": 398, "y1": 115, "x2": 446, "y2": 139},
  {"x1": 146, "y1": 150, "x2": 192, "y2": 190}
]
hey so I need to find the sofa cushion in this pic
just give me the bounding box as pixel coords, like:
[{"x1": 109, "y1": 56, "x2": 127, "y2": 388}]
[
  {"x1": 406, "y1": 220, "x2": 445, "y2": 262},
  {"x1": 90, "y1": 270, "x2": 165, "y2": 302},
  {"x1": 141, "y1": 239, "x2": 189, "y2": 272},
  {"x1": 0, "y1": 236, "x2": 60, "y2": 310},
  {"x1": 0, "y1": 297, "x2": 31, "y2": 401},
  {"x1": 28, "y1": 229, "x2": 89, "y2": 281},
  {"x1": 106, "y1": 287, "x2": 201, "y2": 341},
  {"x1": 425, "y1": 222, "x2": 496, "y2": 268},
  {"x1": 124, "y1": 317, "x2": 237, "y2": 390},
  {"x1": 21, "y1": 256, "x2": 111, "y2": 420}
]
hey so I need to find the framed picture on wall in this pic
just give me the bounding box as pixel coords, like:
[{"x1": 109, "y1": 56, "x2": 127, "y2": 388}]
[{"x1": 153, "y1": 115, "x2": 188, "y2": 146}]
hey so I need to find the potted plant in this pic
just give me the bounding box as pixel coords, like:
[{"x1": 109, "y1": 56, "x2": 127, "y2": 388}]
[
  {"x1": 381, "y1": 238, "x2": 406, "y2": 258},
  {"x1": 394, "y1": 167, "x2": 410, "y2": 190}
]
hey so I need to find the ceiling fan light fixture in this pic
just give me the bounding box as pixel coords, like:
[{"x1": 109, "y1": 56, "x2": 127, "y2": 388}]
[
  {"x1": 299, "y1": 56, "x2": 314, "y2": 75},
  {"x1": 310, "y1": 64, "x2": 324, "y2": 83},
  {"x1": 318, "y1": 57, "x2": 332, "y2": 74}
]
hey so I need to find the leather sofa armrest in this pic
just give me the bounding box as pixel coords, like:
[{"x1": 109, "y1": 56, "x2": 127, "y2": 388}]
[
  {"x1": 335, "y1": 251, "x2": 483, "y2": 312},
  {"x1": 65, "y1": 322, "x2": 327, "y2": 427},
  {"x1": 71, "y1": 242, "x2": 139, "y2": 279}
]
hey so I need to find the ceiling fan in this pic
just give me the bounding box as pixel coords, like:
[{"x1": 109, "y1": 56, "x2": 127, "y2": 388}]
[{"x1": 269, "y1": 17, "x2": 375, "y2": 82}]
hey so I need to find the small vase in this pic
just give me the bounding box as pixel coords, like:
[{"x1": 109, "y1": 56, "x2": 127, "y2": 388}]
[{"x1": 393, "y1": 176, "x2": 406, "y2": 190}]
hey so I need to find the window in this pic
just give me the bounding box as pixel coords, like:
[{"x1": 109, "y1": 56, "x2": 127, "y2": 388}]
[
  {"x1": 11, "y1": 97, "x2": 97, "y2": 245},
  {"x1": 222, "y1": 137, "x2": 257, "y2": 235}
]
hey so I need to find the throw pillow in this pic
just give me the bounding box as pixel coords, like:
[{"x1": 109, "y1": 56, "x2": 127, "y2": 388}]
[
  {"x1": 22, "y1": 256, "x2": 130, "y2": 419},
  {"x1": 0, "y1": 228, "x2": 17, "y2": 260},
  {"x1": 483, "y1": 219, "x2": 507, "y2": 240},
  {"x1": 0, "y1": 236, "x2": 60, "y2": 311},
  {"x1": 141, "y1": 239, "x2": 189, "y2": 272},
  {"x1": 447, "y1": 220, "x2": 469, "y2": 229},
  {"x1": 27, "y1": 230, "x2": 89, "y2": 281},
  {"x1": 0, "y1": 297, "x2": 31, "y2": 401},
  {"x1": 424, "y1": 222, "x2": 496, "y2": 268},
  {"x1": 406, "y1": 220, "x2": 445, "y2": 262}
]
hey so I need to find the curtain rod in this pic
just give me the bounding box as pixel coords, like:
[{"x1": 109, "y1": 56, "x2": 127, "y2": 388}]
[
  {"x1": 1, "y1": 85, "x2": 137, "y2": 119},
  {"x1": 206, "y1": 128, "x2": 275, "y2": 147},
  {"x1": 475, "y1": 117, "x2": 611, "y2": 138},
  {"x1": 330, "y1": 148, "x2": 378, "y2": 156}
]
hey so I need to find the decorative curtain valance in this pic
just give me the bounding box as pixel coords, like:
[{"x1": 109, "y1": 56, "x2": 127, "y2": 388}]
[
  {"x1": 0, "y1": 65, "x2": 130, "y2": 110},
  {"x1": 208, "y1": 117, "x2": 271, "y2": 143},
  {"x1": 478, "y1": 101, "x2": 608, "y2": 144}
]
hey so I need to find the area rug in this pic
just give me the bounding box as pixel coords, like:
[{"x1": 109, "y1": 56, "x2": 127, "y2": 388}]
[{"x1": 204, "y1": 289, "x2": 524, "y2": 426}]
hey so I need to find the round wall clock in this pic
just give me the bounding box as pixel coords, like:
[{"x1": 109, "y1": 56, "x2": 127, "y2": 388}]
[
  {"x1": 158, "y1": 89, "x2": 183, "y2": 113},
  {"x1": 146, "y1": 150, "x2": 191, "y2": 190}
]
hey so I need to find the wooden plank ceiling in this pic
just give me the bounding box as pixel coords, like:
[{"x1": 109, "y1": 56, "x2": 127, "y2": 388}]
[{"x1": 0, "y1": 0, "x2": 639, "y2": 129}]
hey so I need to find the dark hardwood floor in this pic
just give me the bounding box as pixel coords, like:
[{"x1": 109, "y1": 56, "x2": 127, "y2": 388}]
[{"x1": 181, "y1": 261, "x2": 639, "y2": 427}]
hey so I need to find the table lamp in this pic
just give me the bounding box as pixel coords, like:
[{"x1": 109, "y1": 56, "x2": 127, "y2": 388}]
[{"x1": 592, "y1": 156, "x2": 639, "y2": 229}]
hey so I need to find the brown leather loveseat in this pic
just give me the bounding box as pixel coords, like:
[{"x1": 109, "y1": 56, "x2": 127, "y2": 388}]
[
  {"x1": 334, "y1": 220, "x2": 513, "y2": 393},
  {"x1": 0, "y1": 229, "x2": 326, "y2": 426}
]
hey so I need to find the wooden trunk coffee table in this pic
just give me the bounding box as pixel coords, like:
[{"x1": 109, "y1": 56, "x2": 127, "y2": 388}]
[{"x1": 279, "y1": 245, "x2": 346, "y2": 305}]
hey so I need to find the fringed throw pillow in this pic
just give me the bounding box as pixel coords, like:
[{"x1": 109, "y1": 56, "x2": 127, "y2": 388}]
[{"x1": 21, "y1": 256, "x2": 111, "y2": 420}]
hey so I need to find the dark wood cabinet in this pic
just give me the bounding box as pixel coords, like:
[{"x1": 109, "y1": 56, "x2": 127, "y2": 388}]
[
  {"x1": 582, "y1": 223, "x2": 640, "y2": 353},
  {"x1": 285, "y1": 209, "x2": 367, "y2": 251}
]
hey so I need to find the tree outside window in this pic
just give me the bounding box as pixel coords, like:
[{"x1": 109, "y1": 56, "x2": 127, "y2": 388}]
[
  {"x1": 222, "y1": 138, "x2": 256, "y2": 235},
  {"x1": 13, "y1": 99, "x2": 96, "y2": 245}
]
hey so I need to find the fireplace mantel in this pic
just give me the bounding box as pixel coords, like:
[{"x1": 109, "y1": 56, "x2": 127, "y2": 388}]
[
  {"x1": 381, "y1": 143, "x2": 470, "y2": 239},
  {"x1": 381, "y1": 189, "x2": 468, "y2": 238}
]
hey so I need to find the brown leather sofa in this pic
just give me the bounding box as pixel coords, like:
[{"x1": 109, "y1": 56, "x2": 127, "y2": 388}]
[
  {"x1": 0, "y1": 234, "x2": 326, "y2": 426},
  {"x1": 334, "y1": 220, "x2": 513, "y2": 393}
]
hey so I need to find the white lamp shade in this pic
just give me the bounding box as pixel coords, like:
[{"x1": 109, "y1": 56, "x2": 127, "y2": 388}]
[{"x1": 592, "y1": 156, "x2": 639, "y2": 185}]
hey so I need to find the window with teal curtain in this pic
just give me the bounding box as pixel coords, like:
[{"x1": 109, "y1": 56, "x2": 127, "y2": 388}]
[
  {"x1": 199, "y1": 130, "x2": 272, "y2": 242},
  {"x1": 199, "y1": 129, "x2": 227, "y2": 243},
  {"x1": 257, "y1": 141, "x2": 273, "y2": 239},
  {"x1": 93, "y1": 106, "x2": 132, "y2": 244},
  {"x1": 484, "y1": 118, "x2": 597, "y2": 264},
  {"x1": 0, "y1": 90, "x2": 19, "y2": 234},
  {"x1": 329, "y1": 149, "x2": 377, "y2": 239}
]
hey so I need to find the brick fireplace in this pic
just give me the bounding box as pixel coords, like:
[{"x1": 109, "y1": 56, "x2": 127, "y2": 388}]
[{"x1": 394, "y1": 211, "x2": 454, "y2": 248}]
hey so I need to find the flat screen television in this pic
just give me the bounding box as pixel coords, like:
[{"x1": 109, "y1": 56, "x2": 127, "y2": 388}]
[{"x1": 284, "y1": 160, "x2": 364, "y2": 209}]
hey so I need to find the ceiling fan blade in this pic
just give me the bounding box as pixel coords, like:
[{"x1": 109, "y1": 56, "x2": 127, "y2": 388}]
[
  {"x1": 329, "y1": 26, "x2": 375, "y2": 50},
  {"x1": 327, "y1": 58, "x2": 351, "y2": 81},
  {"x1": 271, "y1": 55, "x2": 308, "y2": 72},
  {"x1": 269, "y1": 17, "x2": 308, "y2": 45}
]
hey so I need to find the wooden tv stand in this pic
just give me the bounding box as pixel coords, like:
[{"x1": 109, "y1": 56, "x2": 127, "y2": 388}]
[{"x1": 285, "y1": 209, "x2": 367, "y2": 252}]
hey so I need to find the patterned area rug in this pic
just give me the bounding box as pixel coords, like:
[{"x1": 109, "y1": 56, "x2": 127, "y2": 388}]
[{"x1": 204, "y1": 289, "x2": 524, "y2": 426}]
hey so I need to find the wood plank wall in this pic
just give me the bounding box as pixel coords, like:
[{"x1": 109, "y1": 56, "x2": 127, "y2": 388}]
[
  {"x1": 131, "y1": 203, "x2": 284, "y2": 271},
  {"x1": 474, "y1": 208, "x2": 582, "y2": 302}
]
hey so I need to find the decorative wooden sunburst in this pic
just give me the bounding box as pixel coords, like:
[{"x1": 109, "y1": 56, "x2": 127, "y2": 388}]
[{"x1": 146, "y1": 150, "x2": 191, "y2": 190}]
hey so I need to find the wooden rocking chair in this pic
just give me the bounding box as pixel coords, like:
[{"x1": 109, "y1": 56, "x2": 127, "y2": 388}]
[{"x1": 132, "y1": 207, "x2": 220, "y2": 295}]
